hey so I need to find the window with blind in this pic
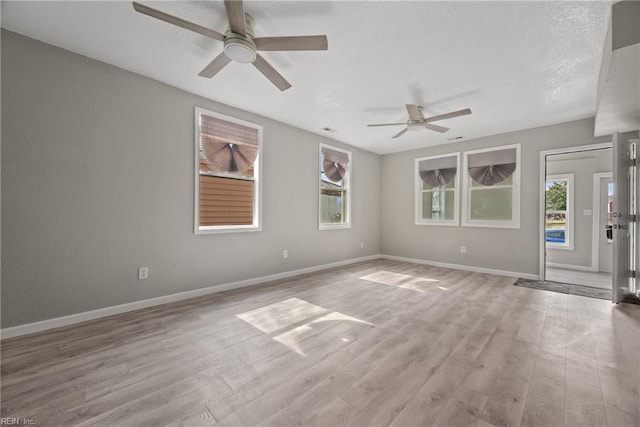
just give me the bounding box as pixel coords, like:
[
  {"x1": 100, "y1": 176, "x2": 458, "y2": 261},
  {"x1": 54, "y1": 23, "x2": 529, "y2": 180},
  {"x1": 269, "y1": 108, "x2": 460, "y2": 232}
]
[
  {"x1": 319, "y1": 143, "x2": 351, "y2": 229},
  {"x1": 195, "y1": 107, "x2": 262, "y2": 233},
  {"x1": 415, "y1": 153, "x2": 460, "y2": 226},
  {"x1": 462, "y1": 144, "x2": 521, "y2": 228}
]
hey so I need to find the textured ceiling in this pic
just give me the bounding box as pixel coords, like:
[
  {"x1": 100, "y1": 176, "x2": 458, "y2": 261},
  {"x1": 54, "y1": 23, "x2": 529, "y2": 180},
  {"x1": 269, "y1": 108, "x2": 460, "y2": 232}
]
[{"x1": 1, "y1": 1, "x2": 612, "y2": 154}]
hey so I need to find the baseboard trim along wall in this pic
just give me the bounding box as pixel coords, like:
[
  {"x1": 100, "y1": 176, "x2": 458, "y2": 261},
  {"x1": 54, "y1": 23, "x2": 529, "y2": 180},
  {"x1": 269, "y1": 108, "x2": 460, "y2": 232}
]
[
  {"x1": 545, "y1": 262, "x2": 597, "y2": 272},
  {"x1": 380, "y1": 254, "x2": 540, "y2": 281},
  {"x1": 0, "y1": 255, "x2": 381, "y2": 339},
  {"x1": 1, "y1": 254, "x2": 538, "y2": 339}
]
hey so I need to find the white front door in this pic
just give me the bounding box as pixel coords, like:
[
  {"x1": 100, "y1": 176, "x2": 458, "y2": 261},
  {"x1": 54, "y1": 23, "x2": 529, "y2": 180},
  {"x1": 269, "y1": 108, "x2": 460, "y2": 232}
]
[{"x1": 612, "y1": 132, "x2": 639, "y2": 303}]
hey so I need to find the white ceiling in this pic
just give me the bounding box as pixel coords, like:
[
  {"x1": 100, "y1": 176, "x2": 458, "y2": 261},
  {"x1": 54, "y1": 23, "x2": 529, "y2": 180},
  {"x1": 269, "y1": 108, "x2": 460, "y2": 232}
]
[{"x1": 1, "y1": 1, "x2": 613, "y2": 154}]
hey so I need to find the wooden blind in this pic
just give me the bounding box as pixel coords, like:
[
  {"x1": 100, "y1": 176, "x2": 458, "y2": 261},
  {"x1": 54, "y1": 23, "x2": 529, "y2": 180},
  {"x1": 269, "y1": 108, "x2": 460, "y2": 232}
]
[{"x1": 199, "y1": 175, "x2": 254, "y2": 226}]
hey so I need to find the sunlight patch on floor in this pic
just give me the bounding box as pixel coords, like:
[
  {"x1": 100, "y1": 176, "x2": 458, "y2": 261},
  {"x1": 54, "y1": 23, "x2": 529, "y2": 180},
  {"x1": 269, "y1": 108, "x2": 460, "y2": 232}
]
[
  {"x1": 236, "y1": 297, "x2": 327, "y2": 333},
  {"x1": 237, "y1": 298, "x2": 374, "y2": 356},
  {"x1": 360, "y1": 271, "x2": 439, "y2": 293}
]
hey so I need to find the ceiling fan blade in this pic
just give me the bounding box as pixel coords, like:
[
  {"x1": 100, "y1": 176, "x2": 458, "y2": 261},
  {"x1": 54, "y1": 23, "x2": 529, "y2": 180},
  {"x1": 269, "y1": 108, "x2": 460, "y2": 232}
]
[
  {"x1": 224, "y1": 0, "x2": 246, "y2": 36},
  {"x1": 392, "y1": 128, "x2": 409, "y2": 139},
  {"x1": 425, "y1": 123, "x2": 449, "y2": 133},
  {"x1": 198, "y1": 52, "x2": 232, "y2": 78},
  {"x1": 405, "y1": 104, "x2": 421, "y2": 121},
  {"x1": 253, "y1": 54, "x2": 292, "y2": 91},
  {"x1": 254, "y1": 35, "x2": 328, "y2": 51},
  {"x1": 425, "y1": 108, "x2": 472, "y2": 123},
  {"x1": 367, "y1": 123, "x2": 407, "y2": 127},
  {"x1": 132, "y1": 2, "x2": 224, "y2": 41}
]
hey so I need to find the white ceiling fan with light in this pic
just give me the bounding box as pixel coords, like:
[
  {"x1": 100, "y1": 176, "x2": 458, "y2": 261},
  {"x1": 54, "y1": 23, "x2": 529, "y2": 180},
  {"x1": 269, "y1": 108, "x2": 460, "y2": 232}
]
[
  {"x1": 132, "y1": 0, "x2": 328, "y2": 91},
  {"x1": 368, "y1": 104, "x2": 472, "y2": 139}
]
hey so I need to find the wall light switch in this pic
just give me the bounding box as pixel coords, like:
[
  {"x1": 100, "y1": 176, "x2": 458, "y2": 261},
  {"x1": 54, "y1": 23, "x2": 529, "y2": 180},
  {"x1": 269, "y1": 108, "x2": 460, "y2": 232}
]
[
  {"x1": 138, "y1": 267, "x2": 149, "y2": 280},
  {"x1": 583, "y1": 209, "x2": 592, "y2": 216}
]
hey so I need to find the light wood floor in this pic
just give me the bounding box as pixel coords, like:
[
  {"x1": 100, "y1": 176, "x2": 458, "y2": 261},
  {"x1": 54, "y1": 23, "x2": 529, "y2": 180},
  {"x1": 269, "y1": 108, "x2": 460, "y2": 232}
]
[
  {"x1": 546, "y1": 267, "x2": 612, "y2": 290},
  {"x1": 2, "y1": 260, "x2": 639, "y2": 426}
]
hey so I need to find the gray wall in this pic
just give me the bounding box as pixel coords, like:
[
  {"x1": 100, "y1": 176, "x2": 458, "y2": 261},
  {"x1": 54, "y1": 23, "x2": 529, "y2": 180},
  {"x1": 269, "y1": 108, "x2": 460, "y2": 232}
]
[
  {"x1": 380, "y1": 119, "x2": 609, "y2": 276},
  {"x1": 1, "y1": 31, "x2": 380, "y2": 328},
  {"x1": 546, "y1": 149, "x2": 612, "y2": 268}
]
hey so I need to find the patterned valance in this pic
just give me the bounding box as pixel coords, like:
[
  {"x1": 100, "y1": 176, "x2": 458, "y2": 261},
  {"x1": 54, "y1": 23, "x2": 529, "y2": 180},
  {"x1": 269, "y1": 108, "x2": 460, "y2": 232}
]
[
  {"x1": 322, "y1": 147, "x2": 349, "y2": 183},
  {"x1": 200, "y1": 114, "x2": 258, "y2": 173},
  {"x1": 467, "y1": 147, "x2": 517, "y2": 186},
  {"x1": 418, "y1": 155, "x2": 457, "y2": 188}
]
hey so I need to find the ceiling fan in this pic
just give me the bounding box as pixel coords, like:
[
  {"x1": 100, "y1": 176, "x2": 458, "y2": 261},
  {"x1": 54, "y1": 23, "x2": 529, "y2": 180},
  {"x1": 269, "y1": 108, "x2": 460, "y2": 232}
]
[
  {"x1": 367, "y1": 104, "x2": 472, "y2": 139},
  {"x1": 132, "y1": 1, "x2": 328, "y2": 91}
]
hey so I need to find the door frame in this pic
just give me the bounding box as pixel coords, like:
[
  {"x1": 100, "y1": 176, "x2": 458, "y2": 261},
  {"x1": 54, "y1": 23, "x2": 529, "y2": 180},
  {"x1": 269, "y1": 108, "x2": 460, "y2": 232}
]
[
  {"x1": 538, "y1": 142, "x2": 612, "y2": 280},
  {"x1": 592, "y1": 172, "x2": 613, "y2": 273}
]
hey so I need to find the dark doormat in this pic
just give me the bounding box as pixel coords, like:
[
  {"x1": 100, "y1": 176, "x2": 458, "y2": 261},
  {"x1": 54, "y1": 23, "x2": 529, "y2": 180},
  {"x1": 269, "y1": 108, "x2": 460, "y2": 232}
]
[{"x1": 515, "y1": 278, "x2": 612, "y2": 301}]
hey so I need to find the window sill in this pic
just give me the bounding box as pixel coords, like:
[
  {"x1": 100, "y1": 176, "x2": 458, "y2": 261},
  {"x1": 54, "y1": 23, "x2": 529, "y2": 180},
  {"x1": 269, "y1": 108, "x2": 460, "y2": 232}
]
[
  {"x1": 319, "y1": 223, "x2": 351, "y2": 231},
  {"x1": 546, "y1": 244, "x2": 574, "y2": 251},
  {"x1": 461, "y1": 221, "x2": 520, "y2": 229},
  {"x1": 415, "y1": 221, "x2": 459, "y2": 227},
  {"x1": 196, "y1": 225, "x2": 261, "y2": 235}
]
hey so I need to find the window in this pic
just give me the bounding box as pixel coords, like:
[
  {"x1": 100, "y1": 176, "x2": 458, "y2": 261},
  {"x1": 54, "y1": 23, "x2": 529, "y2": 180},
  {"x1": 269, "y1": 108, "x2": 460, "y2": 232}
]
[
  {"x1": 545, "y1": 174, "x2": 574, "y2": 249},
  {"x1": 195, "y1": 107, "x2": 262, "y2": 233},
  {"x1": 462, "y1": 144, "x2": 521, "y2": 228},
  {"x1": 319, "y1": 144, "x2": 351, "y2": 229},
  {"x1": 415, "y1": 153, "x2": 460, "y2": 226}
]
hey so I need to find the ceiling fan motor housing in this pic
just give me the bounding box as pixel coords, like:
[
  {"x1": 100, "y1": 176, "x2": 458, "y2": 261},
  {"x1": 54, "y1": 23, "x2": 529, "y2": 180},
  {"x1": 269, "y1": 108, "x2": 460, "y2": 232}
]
[
  {"x1": 223, "y1": 13, "x2": 257, "y2": 63},
  {"x1": 407, "y1": 120, "x2": 425, "y2": 131}
]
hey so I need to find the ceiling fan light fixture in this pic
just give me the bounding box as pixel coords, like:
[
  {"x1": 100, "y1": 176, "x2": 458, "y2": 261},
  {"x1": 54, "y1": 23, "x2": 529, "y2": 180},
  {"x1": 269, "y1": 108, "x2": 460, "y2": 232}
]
[
  {"x1": 407, "y1": 122, "x2": 424, "y2": 131},
  {"x1": 224, "y1": 37, "x2": 257, "y2": 63}
]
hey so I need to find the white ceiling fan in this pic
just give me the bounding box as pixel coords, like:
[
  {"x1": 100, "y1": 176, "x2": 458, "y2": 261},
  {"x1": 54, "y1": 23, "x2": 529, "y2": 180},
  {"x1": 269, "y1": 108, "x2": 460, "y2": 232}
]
[
  {"x1": 368, "y1": 104, "x2": 472, "y2": 139},
  {"x1": 132, "y1": 0, "x2": 328, "y2": 91}
]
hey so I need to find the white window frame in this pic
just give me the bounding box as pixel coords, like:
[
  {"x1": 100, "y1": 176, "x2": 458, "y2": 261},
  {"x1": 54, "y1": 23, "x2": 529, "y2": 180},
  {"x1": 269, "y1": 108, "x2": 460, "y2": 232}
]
[
  {"x1": 545, "y1": 173, "x2": 574, "y2": 250},
  {"x1": 462, "y1": 143, "x2": 521, "y2": 229},
  {"x1": 319, "y1": 143, "x2": 351, "y2": 230},
  {"x1": 414, "y1": 153, "x2": 460, "y2": 226},
  {"x1": 194, "y1": 107, "x2": 262, "y2": 234}
]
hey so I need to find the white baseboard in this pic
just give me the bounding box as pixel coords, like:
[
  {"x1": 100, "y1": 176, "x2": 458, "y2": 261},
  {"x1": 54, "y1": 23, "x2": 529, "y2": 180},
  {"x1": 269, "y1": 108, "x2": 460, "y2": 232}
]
[
  {"x1": 546, "y1": 262, "x2": 596, "y2": 272},
  {"x1": 0, "y1": 255, "x2": 381, "y2": 340},
  {"x1": 380, "y1": 254, "x2": 539, "y2": 280}
]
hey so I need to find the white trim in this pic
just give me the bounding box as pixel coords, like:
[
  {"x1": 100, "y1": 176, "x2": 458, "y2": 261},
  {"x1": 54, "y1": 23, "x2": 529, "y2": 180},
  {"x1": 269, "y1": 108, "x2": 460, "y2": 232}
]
[
  {"x1": 0, "y1": 255, "x2": 380, "y2": 339},
  {"x1": 592, "y1": 172, "x2": 613, "y2": 272},
  {"x1": 538, "y1": 142, "x2": 613, "y2": 280},
  {"x1": 380, "y1": 254, "x2": 539, "y2": 280},
  {"x1": 545, "y1": 173, "x2": 575, "y2": 250},
  {"x1": 546, "y1": 262, "x2": 595, "y2": 272},
  {"x1": 414, "y1": 153, "x2": 460, "y2": 226},
  {"x1": 194, "y1": 107, "x2": 263, "y2": 234},
  {"x1": 461, "y1": 144, "x2": 521, "y2": 229}
]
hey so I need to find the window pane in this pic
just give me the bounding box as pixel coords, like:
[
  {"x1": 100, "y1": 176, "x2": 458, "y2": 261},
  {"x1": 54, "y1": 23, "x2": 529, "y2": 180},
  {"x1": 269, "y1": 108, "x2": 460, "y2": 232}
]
[
  {"x1": 422, "y1": 190, "x2": 455, "y2": 220},
  {"x1": 321, "y1": 189, "x2": 344, "y2": 223},
  {"x1": 199, "y1": 175, "x2": 254, "y2": 226},
  {"x1": 470, "y1": 188, "x2": 513, "y2": 220},
  {"x1": 545, "y1": 212, "x2": 567, "y2": 243}
]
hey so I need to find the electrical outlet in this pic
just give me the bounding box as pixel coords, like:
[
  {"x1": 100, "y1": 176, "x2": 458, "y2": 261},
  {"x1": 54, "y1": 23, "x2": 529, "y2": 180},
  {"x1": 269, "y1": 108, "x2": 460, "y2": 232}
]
[
  {"x1": 460, "y1": 246, "x2": 467, "y2": 254},
  {"x1": 360, "y1": 242, "x2": 364, "y2": 249},
  {"x1": 138, "y1": 267, "x2": 149, "y2": 280},
  {"x1": 283, "y1": 249, "x2": 288, "y2": 259}
]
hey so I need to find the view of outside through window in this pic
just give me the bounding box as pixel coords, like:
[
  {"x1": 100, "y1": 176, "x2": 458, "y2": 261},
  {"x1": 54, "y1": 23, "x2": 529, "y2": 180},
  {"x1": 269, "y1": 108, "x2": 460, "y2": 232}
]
[
  {"x1": 545, "y1": 180, "x2": 568, "y2": 243},
  {"x1": 320, "y1": 171, "x2": 344, "y2": 223},
  {"x1": 421, "y1": 179, "x2": 455, "y2": 220}
]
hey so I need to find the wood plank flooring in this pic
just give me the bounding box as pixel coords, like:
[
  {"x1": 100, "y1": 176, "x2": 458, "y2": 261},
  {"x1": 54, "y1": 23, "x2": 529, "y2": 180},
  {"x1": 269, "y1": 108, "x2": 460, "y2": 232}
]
[
  {"x1": 1, "y1": 260, "x2": 639, "y2": 426},
  {"x1": 546, "y1": 267, "x2": 612, "y2": 290}
]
